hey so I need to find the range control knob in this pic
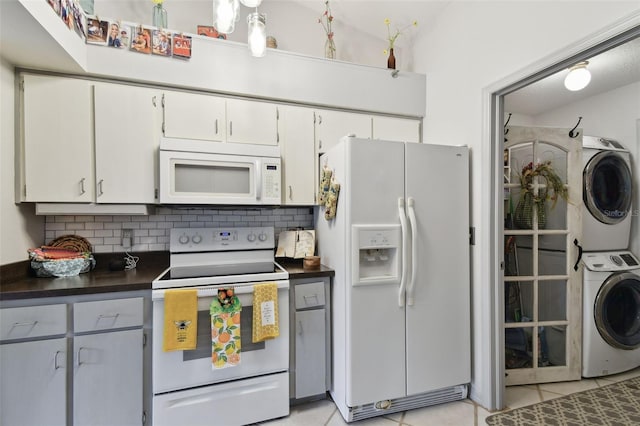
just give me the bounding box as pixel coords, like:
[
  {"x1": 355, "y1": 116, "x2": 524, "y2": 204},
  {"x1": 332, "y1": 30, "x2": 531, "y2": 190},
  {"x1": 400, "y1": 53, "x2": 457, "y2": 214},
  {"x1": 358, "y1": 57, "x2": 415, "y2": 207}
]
[
  {"x1": 258, "y1": 233, "x2": 268, "y2": 242},
  {"x1": 247, "y1": 233, "x2": 257, "y2": 242},
  {"x1": 178, "y1": 235, "x2": 190, "y2": 244},
  {"x1": 191, "y1": 234, "x2": 202, "y2": 244}
]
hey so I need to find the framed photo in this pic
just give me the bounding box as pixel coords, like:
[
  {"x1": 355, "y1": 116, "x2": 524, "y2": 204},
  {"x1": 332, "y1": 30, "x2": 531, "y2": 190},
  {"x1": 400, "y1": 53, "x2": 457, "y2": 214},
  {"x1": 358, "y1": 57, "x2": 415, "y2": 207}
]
[
  {"x1": 197, "y1": 25, "x2": 226, "y2": 39},
  {"x1": 172, "y1": 33, "x2": 192, "y2": 60},
  {"x1": 152, "y1": 30, "x2": 172, "y2": 57},
  {"x1": 130, "y1": 26, "x2": 152, "y2": 54},
  {"x1": 86, "y1": 17, "x2": 109, "y2": 45},
  {"x1": 106, "y1": 21, "x2": 127, "y2": 49}
]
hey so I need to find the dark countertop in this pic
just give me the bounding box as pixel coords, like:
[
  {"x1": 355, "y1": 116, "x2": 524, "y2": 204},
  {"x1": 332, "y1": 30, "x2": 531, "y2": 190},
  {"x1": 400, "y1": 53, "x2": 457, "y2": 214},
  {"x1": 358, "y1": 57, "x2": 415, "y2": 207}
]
[{"x1": 1, "y1": 253, "x2": 333, "y2": 301}]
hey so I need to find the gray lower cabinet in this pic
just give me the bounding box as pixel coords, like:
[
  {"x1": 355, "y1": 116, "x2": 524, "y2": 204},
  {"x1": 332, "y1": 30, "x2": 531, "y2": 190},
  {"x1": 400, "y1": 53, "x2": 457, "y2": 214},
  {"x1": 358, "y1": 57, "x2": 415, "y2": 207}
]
[
  {"x1": 0, "y1": 293, "x2": 147, "y2": 426},
  {"x1": 290, "y1": 277, "x2": 331, "y2": 401},
  {"x1": 0, "y1": 337, "x2": 68, "y2": 425},
  {"x1": 0, "y1": 303, "x2": 67, "y2": 426},
  {"x1": 73, "y1": 297, "x2": 144, "y2": 426}
]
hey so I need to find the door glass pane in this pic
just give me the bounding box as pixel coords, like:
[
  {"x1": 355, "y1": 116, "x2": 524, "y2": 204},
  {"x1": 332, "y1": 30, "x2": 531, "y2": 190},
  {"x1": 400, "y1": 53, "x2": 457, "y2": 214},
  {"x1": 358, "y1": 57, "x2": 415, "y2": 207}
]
[
  {"x1": 538, "y1": 248, "x2": 566, "y2": 276},
  {"x1": 505, "y1": 327, "x2": 532, "y2": 369},
  {"x1": 505, "y1": 281, "x2": 532, "y2": 323},
  {"x1": 543, "y1": 325, "x2": 567, "y2": 367},
  {"x1": 538, "y1": 280, "x2": 567, "y2": 322}
]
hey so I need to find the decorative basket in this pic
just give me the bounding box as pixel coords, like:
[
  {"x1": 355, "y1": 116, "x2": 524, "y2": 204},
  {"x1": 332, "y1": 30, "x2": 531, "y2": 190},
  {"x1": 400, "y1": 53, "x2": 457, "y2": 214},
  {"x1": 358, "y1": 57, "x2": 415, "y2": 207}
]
[
  {"x1": 48, "y1": 235, "x2": 92, "y2": 252},
  {"x1": 30, "y1": 256, "x2": 95, "y2": 278},
  {"x1": 29, "y1": 235, "x2": 95, "y2": 277}
]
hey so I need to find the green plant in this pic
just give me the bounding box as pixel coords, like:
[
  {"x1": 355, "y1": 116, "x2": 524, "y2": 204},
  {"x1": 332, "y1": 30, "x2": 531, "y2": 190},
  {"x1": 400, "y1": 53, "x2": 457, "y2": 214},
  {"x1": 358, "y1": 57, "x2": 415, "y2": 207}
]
[
  {"x1": 518, "y1": 161, "x2": 568, "y2": 209},
  {"x1": 383, "y1": 18, "x2": 417, "y2": 55}
]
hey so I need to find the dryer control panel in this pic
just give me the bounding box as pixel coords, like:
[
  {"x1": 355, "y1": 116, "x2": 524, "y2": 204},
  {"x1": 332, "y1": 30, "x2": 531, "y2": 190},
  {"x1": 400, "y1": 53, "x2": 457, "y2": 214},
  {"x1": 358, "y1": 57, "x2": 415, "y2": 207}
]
[{"x1": 583, "y1": 251, "x2": 640, "y2": 272}]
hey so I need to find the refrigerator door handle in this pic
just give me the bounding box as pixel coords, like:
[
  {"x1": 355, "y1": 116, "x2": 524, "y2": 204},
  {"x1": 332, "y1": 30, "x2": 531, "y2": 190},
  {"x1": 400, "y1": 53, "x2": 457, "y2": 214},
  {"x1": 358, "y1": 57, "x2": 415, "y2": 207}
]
[
  {"x1": 406, "y1": 197, "x2": 418, "y2": 306},
  {"x1": 398, "y1": 197, "x2": 408, "y2": 307}
]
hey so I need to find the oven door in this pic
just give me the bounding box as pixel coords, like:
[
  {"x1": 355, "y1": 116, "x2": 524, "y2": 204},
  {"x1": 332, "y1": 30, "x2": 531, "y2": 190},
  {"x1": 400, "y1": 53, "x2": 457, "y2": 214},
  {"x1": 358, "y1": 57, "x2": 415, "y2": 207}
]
[{"x1": 152, "y1": 280, "x2": 289, "y2": 394}]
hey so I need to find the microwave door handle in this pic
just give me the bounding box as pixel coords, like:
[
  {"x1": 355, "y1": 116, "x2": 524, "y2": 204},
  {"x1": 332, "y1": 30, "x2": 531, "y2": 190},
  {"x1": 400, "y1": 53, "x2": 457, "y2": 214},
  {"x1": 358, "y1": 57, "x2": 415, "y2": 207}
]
[{"x1": 255, "y1": 160, "x2": 262, "y2": 201}]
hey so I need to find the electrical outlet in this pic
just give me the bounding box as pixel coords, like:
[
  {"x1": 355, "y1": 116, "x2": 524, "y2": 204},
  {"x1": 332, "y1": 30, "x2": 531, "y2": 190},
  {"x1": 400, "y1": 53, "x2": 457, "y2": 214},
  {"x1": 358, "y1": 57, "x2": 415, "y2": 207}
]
[{"x1": 122, "y1": 229, "x2": 133, "y2": 249}]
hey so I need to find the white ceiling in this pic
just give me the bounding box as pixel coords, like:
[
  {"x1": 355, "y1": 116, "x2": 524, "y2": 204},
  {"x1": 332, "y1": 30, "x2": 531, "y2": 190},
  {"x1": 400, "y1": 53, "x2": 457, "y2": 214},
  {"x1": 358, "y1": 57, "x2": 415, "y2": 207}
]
[{"x1": 503, "y1": 36, "x2": 640, "y2": 116}]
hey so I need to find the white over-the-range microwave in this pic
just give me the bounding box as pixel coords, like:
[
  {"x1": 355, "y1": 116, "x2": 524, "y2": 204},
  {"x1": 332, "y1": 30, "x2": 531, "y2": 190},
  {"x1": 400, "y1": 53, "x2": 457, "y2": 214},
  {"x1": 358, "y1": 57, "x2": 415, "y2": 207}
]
[{"x1": 159, "y1": 138, "x2": 281, "y2": 205}]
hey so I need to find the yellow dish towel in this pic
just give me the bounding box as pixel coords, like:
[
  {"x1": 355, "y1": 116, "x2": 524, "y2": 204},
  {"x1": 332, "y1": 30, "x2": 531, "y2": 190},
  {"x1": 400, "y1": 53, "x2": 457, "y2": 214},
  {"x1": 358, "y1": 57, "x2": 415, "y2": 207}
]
[
  {"x1": 163, "y1": 289, "x2": 198, "y2": 352},
  {"x1": 252, "y1": 282, "x2": 280, "y2": 343}
]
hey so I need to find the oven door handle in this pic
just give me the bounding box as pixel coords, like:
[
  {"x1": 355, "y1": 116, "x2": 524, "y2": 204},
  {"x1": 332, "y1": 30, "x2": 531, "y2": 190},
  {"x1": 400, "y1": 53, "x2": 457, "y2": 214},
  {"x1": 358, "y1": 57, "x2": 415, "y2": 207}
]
[{"x1": 152, "y1": 281, "x2": 290, "y2": 300}]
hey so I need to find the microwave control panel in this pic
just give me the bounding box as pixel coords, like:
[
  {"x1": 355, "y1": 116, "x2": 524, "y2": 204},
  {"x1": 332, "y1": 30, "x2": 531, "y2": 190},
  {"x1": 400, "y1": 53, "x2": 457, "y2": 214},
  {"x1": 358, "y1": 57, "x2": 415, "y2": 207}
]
[{"x1": 263, "y1": 162, "x2": 281, "y2": 200}]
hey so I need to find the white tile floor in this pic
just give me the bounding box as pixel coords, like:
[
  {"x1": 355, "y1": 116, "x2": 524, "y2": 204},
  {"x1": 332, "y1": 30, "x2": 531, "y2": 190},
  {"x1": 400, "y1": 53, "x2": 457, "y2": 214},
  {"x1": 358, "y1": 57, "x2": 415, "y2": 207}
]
[{"x1": 261, "y1": 367, "x2": 640, "y2": 425}]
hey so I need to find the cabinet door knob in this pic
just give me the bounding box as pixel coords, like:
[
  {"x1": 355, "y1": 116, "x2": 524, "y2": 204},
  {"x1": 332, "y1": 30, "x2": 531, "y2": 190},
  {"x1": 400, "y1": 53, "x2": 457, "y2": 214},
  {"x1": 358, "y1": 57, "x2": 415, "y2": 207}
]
[
  {"x1": 229, "y1": 121, "x2": 233, "y2": 136},
  {"x1": 79, "y1": 178, "x2": 86, "y2": 195},
  {"x1": 97, "y1": 179, "x2": 104, "y2": 196},
  {"x1": 288, "y1": 185, "x2": 292, "y2": 200},
  {"x1": 298, "y1": 320, "x2": 303, "y2": 336}
]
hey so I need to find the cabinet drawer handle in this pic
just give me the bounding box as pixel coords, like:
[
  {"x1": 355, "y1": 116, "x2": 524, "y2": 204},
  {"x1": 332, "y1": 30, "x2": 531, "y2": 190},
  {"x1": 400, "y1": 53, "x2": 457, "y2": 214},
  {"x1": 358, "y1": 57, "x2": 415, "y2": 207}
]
[
  {"x1": 11, "y1": 320, "x2": 38, "y2": 331},
  {"x1": 97, "y1": 313, "x2": 120, "y2": 324},
  {"x1": 79, "y1": 178, "x2": 86, "y2": 195},
  {"x1": 215, "y1": 119, "x2": 218, "y2": 135},
  {"x1": 97, "y1": 179, "x2": 104, "y2": 196},
  {"x1": 288, "y1": 185, "x2": 292, "y2": 200},
  {"x1": 229, "y1": 121, "x2": 233, "y2": 136},
  {"x1": 54, "y1": 350, "x2": 64, "y2": 370},
  {"x1": 298, "y1": 320, "x2": 303, "y2": 336},
  {"x1": 303, "y1": 294, "x2": 319, "y2": 305}
]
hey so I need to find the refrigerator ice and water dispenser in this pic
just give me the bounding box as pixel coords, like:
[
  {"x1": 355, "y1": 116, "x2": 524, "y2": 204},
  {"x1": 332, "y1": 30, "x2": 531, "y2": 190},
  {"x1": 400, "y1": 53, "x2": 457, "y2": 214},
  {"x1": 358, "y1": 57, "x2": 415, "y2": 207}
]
[{"x1": 352, "y1": 225, "x2": 401, "y2": 286}]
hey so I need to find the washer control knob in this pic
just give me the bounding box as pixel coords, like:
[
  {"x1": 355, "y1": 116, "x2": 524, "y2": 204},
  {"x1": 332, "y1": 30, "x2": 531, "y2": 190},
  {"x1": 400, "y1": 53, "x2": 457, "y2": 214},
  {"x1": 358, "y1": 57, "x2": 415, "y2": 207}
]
[
  {"x1": 258, "y1": 233, "x2": 268, "y2": 242},
  {"x1": 178, "y1": 235, "x2": 190, "y2": 244},
  {"x1": 191, "y1": 234, "x2": 202, "y2": 244},
  {"x1": 247, "y1": 233, "x2": 257, "y2": 242}
]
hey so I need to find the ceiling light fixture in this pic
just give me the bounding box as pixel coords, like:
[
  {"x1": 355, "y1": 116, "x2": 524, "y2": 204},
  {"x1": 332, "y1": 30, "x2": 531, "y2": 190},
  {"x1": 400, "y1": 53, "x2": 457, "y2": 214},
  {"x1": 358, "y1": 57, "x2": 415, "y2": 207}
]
[
  {"x1": 247, "y1": 12, "x2": 266, "y2": 57},
  {"x1": 564, "y1": 61, "x2": 591, "y2": 91},
  {"x1": 212, "y1": 0, "x2": 239, "y2": 34}
]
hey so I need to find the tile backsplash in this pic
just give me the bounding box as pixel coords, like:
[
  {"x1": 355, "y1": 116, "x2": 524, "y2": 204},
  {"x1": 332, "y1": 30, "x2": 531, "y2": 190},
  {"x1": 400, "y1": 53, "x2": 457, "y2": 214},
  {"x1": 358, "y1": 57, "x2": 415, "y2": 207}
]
[{"x1": 44, "y1": 206, "x2": 314, "y2": 253}]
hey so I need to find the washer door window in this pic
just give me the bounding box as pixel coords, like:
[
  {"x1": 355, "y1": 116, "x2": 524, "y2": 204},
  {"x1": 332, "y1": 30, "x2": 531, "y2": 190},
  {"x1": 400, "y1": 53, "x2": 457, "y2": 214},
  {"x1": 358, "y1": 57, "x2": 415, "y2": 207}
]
[
  {"x1": 583, "y1": 151, "x2": 632, "y2": 224},
  {"x1": 594, "y1": 272, "x2": 640, "y2": 350}
]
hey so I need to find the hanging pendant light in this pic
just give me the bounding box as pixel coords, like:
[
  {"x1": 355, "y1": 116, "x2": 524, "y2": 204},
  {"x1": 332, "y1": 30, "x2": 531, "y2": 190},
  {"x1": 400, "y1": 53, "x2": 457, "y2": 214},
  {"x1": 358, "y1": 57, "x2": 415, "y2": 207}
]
[
  {"x1": 213, "y1": 0, "x2": 239, "y2": 34},
  {"x1": 247, "y1": 12, "x2": 266, "y2": 57},
  {"x1": 564, "y1": 61, "x2": 591, "y2": 91},
  {"x1": 239, "y1": 0, "x2": 262, "y2": 7}
]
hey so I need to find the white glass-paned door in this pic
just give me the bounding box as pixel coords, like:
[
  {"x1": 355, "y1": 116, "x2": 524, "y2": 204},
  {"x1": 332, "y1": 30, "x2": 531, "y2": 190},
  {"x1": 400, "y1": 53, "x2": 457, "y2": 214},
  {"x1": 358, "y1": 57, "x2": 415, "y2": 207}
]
[{"x1": 503, "y1": 126, "x2": 582, "y2": 385}]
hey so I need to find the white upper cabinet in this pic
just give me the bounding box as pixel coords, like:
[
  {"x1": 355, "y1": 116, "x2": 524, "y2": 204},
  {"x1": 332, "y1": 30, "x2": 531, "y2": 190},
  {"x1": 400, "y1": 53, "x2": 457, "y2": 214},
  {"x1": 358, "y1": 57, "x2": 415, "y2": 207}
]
[
  {"x1": 372, "y1": 116, "x2": 421, "y2": 143},
  {"x1": 280, "y1": 106, "x2": 316, "y2": 205},
  {"x1": 226, "y1": 98, "x2": 279, "y2": 146},
  {"x1": 94, "y1": 83, "x2": 161, "y2": 203},
  {"x1": 21, "y1": 74, "x2": 93, "y2": 202},
  {"x1": 315, "y1": 110, "x2": 372, "y2": 154},
  {"x1": 162, "y1": 91, "x2": 279, "y2": 146},
  {"x1": 162, "y1": 90, "x2": 225, "y2": 142}
]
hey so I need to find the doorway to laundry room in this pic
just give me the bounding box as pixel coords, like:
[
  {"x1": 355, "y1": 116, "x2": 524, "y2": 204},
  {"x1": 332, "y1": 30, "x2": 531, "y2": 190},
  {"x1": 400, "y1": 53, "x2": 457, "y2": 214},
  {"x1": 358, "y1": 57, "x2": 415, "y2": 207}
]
[
  {"x1": 502, "y1": 126, "x2": 582, "y2": 385},
  {"x1": 488, "y1": 18, "x2": 640, "y2": 406}
]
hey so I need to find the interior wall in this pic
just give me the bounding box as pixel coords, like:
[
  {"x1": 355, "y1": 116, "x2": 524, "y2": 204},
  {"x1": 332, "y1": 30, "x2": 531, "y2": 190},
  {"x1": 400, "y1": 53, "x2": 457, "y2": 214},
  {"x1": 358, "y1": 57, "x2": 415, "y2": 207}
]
[
  {"x1": 532, "y1": 81, "x2": 640, "y2": 256},
  {"x1": 411, "y1": 1, "x2": 640, "y2": 409},
  {"x1": 0, "y1": 58, "x2": 43, "y2": 264},
  {"x1": 92, "y1": 0, "x2": 393, "y2": 69}
]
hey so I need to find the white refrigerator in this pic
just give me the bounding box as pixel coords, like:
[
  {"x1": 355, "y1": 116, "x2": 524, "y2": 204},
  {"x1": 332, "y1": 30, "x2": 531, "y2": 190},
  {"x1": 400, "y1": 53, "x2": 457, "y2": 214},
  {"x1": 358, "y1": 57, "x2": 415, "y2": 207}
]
[{"x1": 316, "y1": 136, "x2": 470, "y2": 422}]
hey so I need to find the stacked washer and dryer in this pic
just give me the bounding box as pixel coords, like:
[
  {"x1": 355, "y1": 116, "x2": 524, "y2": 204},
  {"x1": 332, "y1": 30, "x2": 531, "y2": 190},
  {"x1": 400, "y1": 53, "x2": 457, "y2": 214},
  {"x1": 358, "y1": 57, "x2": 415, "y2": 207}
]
[{"x1": 580, "y1": 136, "x2": 640, "y2": 378}]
